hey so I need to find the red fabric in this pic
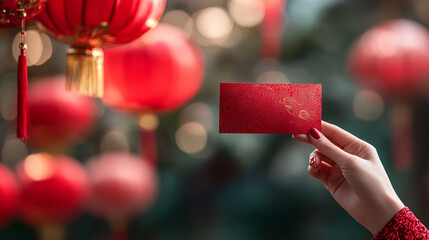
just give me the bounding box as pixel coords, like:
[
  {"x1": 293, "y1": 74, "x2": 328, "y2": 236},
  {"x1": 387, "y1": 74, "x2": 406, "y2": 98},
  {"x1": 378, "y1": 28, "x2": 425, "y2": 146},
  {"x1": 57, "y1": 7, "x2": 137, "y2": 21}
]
[
  {"x1": 36, "y1": 0, "x2": 166, "y2": 46},
  {"x1": 219, "y1": 83, "x2": 322, "y2": 134},
  {"x1": 0, "y1": 164, "x2": 18, "y2": 227},
  {"x1": 86, "y1": 153, "x2": 157, "y2": 221},
  {"x1": 16, "y1": 53, "x2": 28, "y2": 141},
  {"x1": 0, "y1": 0, "x2": 47, "y2": 28},
  {"x1": 27, "y1": 77, "x2": 97, "y2": 148},
  {"x1": 261, "y1": 0, "x2": 287, "y2": 59},
  {"x1": 17, "y1": 154, "x2": 89, "y2": 225},
  {"x1": 348, "y1": 20, "x2": 429, "y2": 100},
  {"x1": 373, "y1": 207, "x2": 429, "y2": 240},
  {"x1": 103, "y1": 24, "x2": 204, "y2": 112}
]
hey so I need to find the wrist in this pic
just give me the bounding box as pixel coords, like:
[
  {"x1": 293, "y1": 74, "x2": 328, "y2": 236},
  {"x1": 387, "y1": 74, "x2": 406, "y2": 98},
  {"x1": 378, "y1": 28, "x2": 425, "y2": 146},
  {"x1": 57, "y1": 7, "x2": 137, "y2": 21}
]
[{"x1": 366, "y1": 193, "x2": 404, "y2": 235}]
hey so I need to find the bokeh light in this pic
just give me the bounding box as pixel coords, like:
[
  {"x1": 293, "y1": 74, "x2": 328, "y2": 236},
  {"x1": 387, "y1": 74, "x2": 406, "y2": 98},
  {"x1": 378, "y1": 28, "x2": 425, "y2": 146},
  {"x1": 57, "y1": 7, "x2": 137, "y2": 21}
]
[
  {"x1": 196, "y1": 7, "x2": 233, "y2": 44},
  {"x1": 218, "y1": 26, "x2": 243, "y2": 48},
  {"x1": 176, "y1": 122, "x2": 207, "y2": 154},
  {"x1": 1, "y1": 135, "x2": 28, "y2": 167},
  {"x1": 12, "y1": 29, "x2": 52, "y2": 66},
  {"x1": 139, "y1": 113, "x2": 159, "y2": 131},
  {"x1": 23, "y1": 153, "x2": 54, "y2": 181},
  {"x1": 179, "y1": 103, "x2": 214, "y2": 131},
  {"x1": 161, "y1": 10, "x2": 194, "y2": 36},
  {"x1": 353, "y1": 90, "x2": 384, "y2": 121},
  {"x1": 146, "y1": 18, "x2": 159, "y2": 29},
  {"x1": 228, "y1": 0, "x2": 265, "y2": 27},
  {"x1": 34, "y1": 32, "x2": 53, "y2": 66}
]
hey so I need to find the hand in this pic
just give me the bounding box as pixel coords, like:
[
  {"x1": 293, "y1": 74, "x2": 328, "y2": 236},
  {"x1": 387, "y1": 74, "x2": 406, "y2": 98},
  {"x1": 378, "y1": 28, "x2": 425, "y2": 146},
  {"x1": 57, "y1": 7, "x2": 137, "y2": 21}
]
[{"x1": 293, "y1": 121, "x2": 404, "y2": 235}]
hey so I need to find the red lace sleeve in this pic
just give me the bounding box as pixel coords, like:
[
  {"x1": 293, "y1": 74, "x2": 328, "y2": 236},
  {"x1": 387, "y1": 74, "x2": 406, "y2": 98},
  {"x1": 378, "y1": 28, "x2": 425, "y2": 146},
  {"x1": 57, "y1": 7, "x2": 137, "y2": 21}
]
[{"x1": 372, "y1": 207, "x2": 429, "y2": 240}]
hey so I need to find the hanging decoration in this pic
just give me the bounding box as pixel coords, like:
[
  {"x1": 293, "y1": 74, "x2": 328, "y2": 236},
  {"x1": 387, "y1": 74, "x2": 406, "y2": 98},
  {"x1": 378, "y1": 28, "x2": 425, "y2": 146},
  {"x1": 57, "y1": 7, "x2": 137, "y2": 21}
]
[
  {"x1": 348, "y1": 19, "x2": 429, "y2": 170},
  {"x1": 261, "y1": 0, "x2": 287, "y2": 59},
  {"x1": 103, "y1": 24, "x2": 204, "y2": 166},
  {"x1": 86, "y1": 152, "x2": 157, "y2": 240},
  {"x1": 25, "y1": 76, "x2": 97, "y2": 150},
  {"x1": 0, "y1": 0, "x2": 47, "y2": 141},
  {"x1": 36, "y1": 0, "x2": 166, "y2": 97},
  {"x1": 16, "y1": 153, "x2": 89, "y2": 239}
]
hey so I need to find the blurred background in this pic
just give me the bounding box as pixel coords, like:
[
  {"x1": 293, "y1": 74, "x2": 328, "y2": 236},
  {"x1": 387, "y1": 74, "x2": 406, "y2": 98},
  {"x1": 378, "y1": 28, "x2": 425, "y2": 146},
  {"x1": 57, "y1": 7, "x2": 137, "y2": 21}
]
[{"x1": 1, "y1": 0, "x2": 429, "y2": 239}]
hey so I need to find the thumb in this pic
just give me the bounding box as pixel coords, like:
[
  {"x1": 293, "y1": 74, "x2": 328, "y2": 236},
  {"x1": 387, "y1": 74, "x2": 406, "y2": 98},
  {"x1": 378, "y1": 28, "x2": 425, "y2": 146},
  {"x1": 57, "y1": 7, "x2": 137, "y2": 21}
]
[{"x1": 308, "y1": 128, "x2": 355, "y2": 167}]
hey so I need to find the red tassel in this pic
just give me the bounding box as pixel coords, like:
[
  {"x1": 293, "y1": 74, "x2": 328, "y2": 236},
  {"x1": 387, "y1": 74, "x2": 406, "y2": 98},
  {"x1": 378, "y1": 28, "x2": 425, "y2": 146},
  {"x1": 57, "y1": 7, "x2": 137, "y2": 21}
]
[
  {"x1": 140, "y1": 129, "x2": 157, "y2": 167},
  {"x1": 261, "y1": 0, "x2": 287, "y2": 59},
  {"x1": 17, "y1": 51, "x2": 28, "y2": 142},
  {"x1": 392, "y1": 103, "x2": 413, "y2": 170}
]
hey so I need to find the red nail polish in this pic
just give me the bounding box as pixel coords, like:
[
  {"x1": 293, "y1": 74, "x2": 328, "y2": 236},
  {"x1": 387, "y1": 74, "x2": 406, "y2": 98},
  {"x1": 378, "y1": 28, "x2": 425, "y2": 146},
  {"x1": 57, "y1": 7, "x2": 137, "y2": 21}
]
[
  {"x1": 309, "y1": 157, "x2": 316, "y2": 166},
  {"x1": 309, "y1": 128, "x2": 321, "y2": 139}
]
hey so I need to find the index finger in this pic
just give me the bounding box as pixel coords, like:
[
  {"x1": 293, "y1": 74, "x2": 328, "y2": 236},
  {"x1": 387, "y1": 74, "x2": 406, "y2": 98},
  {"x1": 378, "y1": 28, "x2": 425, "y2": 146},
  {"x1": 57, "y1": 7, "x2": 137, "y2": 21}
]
[{"x1": 321, "y1": 121, "x2": 363, "y2": 149}]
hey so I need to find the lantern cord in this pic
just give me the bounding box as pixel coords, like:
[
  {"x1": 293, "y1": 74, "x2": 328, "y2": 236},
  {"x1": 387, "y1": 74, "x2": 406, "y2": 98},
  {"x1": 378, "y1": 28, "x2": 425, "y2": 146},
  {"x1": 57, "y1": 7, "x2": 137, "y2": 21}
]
[{"x1": 17, "y1": 13, "x2": 28, "y2": 142}]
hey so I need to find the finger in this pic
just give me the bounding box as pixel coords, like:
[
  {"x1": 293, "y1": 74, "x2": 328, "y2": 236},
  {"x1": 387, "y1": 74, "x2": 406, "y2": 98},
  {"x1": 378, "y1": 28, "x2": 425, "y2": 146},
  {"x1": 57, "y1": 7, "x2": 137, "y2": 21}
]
[
  {"x1": 292, "y1": 134, "x2": 311, "y2": 144},
  {"x1": 312, "y1": 149, "x2": 336, "y2": 166},
  {"x1": 322, "y1": 121, "x2": 378, "y2": 159},
  {"x1": 320, "y1": 161, "x2": 332, "y2": 172},
  {"x1": 321, "y1": 121, "x2": 366, "y2": 150},
  {"x1": 308, "y1": 152, "x2": 329, "y2": 185},
  {"x1": 309, "y1": 127, "x2": 356, "y2": 167}
]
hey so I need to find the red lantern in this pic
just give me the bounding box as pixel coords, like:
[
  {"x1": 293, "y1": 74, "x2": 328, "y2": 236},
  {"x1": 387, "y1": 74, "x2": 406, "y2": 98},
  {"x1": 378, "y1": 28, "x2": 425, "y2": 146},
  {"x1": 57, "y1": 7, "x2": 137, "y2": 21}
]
[
  {"x1": 86, "y1": 152, "x2": 157, "y2": 239},
  {"x1": 103, "y1": 24, "x2": 204, "y2": 112},
  {"x1": 348, "y1": 19, "x2": 429, "y2": 100},
  {"x1": 1, "y1": 0, "x2": 47, "y2": 141},
  {"x1": 348, "y1": 19, "x2": 429, "y2": 170},
  {"x1": 102, "y1": 24, "x2": 204, "y2": 166},
  {"x1": 0, "y1": 0, "x2": 46, "y2": 28},
  {"x1": 36, "y1": 0, "x2": 166, "y2": 97},
  {"x1": 86, "y1": 152, "x2": 157, "y2": 220},
  {"x1": 261, "y1": 0, "x2": 287, "y2": 59},
  {"x1": 16, "y1": 153, "x2": 89, "y2": 225},
  {"x1": 26, "y1": 76, "x2": 97, "y2": 149},
  {"x1": 0, "y1": 164, "x2": 19, "y2": 227}
]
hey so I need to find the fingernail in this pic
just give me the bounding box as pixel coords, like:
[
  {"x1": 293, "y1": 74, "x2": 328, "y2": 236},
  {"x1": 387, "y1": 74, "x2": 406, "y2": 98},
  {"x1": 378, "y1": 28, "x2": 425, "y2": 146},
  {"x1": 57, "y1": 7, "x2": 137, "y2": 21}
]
[
  {"x1": 309, "y1": 128, "x2": 321, "y2": 140},
  {"x1": 309, "y1": 157, "x2": 316, "y2": 166}
]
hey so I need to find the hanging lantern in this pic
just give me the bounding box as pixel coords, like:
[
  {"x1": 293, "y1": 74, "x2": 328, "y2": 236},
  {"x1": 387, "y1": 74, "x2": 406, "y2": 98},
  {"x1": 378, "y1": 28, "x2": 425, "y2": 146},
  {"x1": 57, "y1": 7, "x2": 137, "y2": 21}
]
[
  {"x1": 103, "y1": 24, "x2": 204, "y2": 112},
  {"x1": 16, "y1": 153, "x2": 89, "y2": 231},
  {"x1": 25, "y1": 76, "x2": 97, "y2": 150},
  {"x1": 102, "y1": 24, "x2": 204, "y2": 166},
  {"x1": 86, "y1": 152, "x2": 157, "y2": 239},
  {"x1": 0, "y1": 0, "x2": 47, "y2": 141},
  {"x1": 36, "y1": 0, "x2": 166, "y2": 97},
  {"x1": 261, "y1": 0, "x2": 287, "y2": 59},
  {"x1": 348, "y1": 19, "x2": 429, "y2": 170},
  {"x1": 0, "y1": 0, "x2": 46, "y2": 27},
  {"x1": 348, "y1": 19, "x2": 429, "y2": 99},
  {"x1": 0, "y1": 164, "x2": 19, "y2": 227}
]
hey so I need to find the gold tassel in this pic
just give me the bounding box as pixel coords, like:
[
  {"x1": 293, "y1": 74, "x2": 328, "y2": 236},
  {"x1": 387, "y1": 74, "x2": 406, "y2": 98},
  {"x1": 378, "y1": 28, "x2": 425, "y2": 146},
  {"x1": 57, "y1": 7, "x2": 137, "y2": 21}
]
[{"x1": 66, "y1": 48, "x2": 104, "y2": 97}]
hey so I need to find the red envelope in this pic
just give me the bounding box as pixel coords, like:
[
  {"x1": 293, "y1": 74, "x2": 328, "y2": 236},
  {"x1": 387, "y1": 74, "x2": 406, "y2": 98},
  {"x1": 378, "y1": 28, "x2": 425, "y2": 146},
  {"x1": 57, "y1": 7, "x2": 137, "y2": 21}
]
[{"x1": 219, "y1": 83, "x2": 322, "y2": 134}]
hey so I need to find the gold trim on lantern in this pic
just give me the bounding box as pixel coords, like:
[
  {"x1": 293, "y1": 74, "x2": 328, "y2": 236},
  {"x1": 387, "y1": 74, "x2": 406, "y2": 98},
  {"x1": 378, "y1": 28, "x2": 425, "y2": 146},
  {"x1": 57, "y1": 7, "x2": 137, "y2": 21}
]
[
  {"x1": 37, "y1": 22, "x2": 115, "y2": 49},
  {"x1": 1, "y1": 0, "x2": 46, "y2": 24},
  {"x1": 0, "y1": 7, "x2": 15, "y2": 24},
  {"x1": 66, "y1": 48, "x2": 104, "y2": 97},
  {"x1": 17, "y1": 0, "x2": 45, "y2": 10}
]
